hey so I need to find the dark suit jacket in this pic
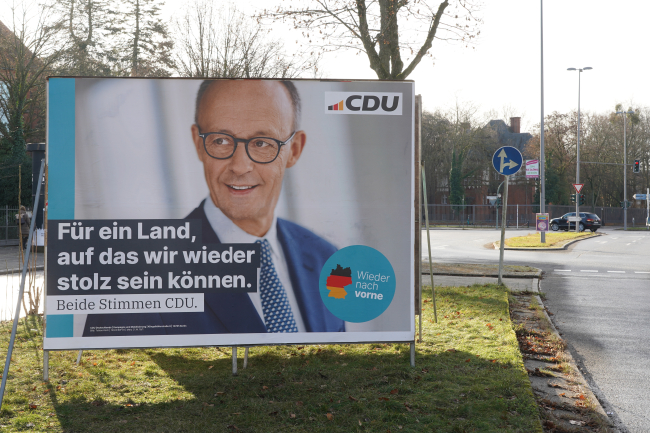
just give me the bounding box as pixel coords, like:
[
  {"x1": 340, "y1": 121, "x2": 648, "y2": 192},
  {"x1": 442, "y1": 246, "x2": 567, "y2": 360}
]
[{"x1": 83, "y1": 201, "x2": 345, "y2": 336}]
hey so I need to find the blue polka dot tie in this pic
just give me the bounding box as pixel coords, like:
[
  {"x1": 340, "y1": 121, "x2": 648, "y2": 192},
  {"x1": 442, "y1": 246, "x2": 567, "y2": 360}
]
[{"x1": 256, "y1": 239, "x2": 298, "y2": 333}]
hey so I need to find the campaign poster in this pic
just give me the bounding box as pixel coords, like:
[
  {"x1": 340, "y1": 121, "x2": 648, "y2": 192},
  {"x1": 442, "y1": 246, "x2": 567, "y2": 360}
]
[
  {"x1": 45, "y1": 78, "x2": 415, "y2": 350},
  {"x1": 536, "y1": 213, "x2": 549, "y2": 232},
  {"x1": 526, "y1": 159, "x2": 539, "y2": 179}
]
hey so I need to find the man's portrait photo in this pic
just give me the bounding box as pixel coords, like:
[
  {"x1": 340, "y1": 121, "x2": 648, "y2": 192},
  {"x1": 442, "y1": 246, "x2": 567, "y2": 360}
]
[{"x1": 59, "y1": 77, "x2": 414, "y2": 346}]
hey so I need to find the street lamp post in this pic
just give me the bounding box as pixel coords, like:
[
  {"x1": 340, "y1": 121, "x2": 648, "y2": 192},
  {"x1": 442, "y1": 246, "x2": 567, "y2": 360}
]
[
  {"x1": 540, "y1": 0, "x2": 546, "y2": 243},
  {"x1": 567, "y1": 67, "x2": 592, "y2": 232},
  {"x1": 616, "y1": 109, "x2": 635, "y2": 231}
]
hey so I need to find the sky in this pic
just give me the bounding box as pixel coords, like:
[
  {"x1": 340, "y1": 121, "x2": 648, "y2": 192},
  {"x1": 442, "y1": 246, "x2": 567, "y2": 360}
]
[{"x1": 2, "y1": 0, "x2": 649, "y2": 133}]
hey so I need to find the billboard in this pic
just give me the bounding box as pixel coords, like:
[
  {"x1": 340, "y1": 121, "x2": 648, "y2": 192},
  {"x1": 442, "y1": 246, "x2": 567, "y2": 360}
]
[{"x1": 45, "y1": 78, "x2": 415, "y2": 350}]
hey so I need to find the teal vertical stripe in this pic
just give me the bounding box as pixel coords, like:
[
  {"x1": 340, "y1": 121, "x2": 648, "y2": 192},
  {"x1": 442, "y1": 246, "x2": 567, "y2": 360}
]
[
  {"x1": 46, "y1": 314, "x2": 74, "y2": 338},
  {"x1": 48, "y1": 78, "x2": 75, "y2": 219}
]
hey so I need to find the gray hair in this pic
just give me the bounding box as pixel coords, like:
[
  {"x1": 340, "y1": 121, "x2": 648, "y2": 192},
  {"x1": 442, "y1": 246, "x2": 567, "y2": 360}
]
[{"x1": 194, "y1": 80, "x2": 301, "y2": 131}]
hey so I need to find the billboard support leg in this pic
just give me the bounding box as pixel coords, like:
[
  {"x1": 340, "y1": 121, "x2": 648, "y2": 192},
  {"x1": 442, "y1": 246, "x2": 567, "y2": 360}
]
[
  {"x1": 243, "y1": 347, "x2": 249, "y2": 369},
  {"x1": 43, "y1": 351, "x2": 49, "y2": 381},
  {"x1": 76, "y1": 350, "x2": 83, "y2": 365},
  {"x1": 232, "y1": 346, "x2": 237, "y2": 376},
  {"x1": 410, "y1": 342, "x2": 415, "y2": 367},
  {"x1": 0, "y1": 159, "x2": 45, "y2": 411}
]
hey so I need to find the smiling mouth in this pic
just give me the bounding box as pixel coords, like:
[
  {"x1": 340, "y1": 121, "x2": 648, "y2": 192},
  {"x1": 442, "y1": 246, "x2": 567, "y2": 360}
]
[{"x1": 228, "y1": 185, "x2": 256, "y2": 191}]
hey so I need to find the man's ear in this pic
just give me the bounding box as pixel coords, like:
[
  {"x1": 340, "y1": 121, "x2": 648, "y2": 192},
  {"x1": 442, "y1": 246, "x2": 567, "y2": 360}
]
[
  {"x1": 285, "y1": 130, "x2": 306, "y2": 168},
  {"x1": 191, "y1": 124, "x2": 205, "y2": 162}
]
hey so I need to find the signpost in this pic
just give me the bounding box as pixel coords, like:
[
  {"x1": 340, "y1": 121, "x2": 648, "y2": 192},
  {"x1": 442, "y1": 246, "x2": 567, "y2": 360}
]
[
  {"x1": 492, "y1": 146, "x2": 523, "y2": 285},
  {"x1": 634, "y1": 190, "x2": 650, "y2": 229},
  {"x1": 572, "y1": 183, "x2": 584, "y2": 232}
]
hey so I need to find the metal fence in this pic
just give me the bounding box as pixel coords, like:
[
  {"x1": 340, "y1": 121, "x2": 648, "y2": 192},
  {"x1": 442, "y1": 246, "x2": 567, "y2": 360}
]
[
  {"x1": 424, "y1": 204, "x2": 649, "y2": 228},
  {"x1": 0, "y1": 207, "x2": 21, "y2": 246}
]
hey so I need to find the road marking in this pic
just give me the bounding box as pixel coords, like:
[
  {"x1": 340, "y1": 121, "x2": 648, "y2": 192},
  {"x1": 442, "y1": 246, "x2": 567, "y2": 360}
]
[
  {"x1": 607, "y1": 271, "x2": 625, "y2": 273},
  {"x1": 554, "y1": 269, "x2": 571, "y2": 272},
  {"x1": 635, "y1": 271, "x2": 650, "y2": 274},
  {"x1": 626, "y1": 243, "x2": 631, "y2": 246},
  {"x1": 580, "y1": 270, "x2": 598, "y2": 273}
]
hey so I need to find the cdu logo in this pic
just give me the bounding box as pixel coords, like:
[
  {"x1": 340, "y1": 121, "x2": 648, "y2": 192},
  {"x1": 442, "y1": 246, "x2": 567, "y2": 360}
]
[{"x1": 325, "y1": 92, "x2": 402, "y2": 115}]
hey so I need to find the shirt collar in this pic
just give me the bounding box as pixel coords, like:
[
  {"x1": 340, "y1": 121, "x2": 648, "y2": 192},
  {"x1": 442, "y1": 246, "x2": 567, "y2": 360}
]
[{"x1": 203, "y1": 197, "x2": 282, "y2": 256}]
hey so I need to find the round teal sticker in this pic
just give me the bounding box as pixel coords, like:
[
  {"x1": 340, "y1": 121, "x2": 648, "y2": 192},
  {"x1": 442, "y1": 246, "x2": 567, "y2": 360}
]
[{"x1": 319, "y1": 245, "x2": 396, "y2": 323}]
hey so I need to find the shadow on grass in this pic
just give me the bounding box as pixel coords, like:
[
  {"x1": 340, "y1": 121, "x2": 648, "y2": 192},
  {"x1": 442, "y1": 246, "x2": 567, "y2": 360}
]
[{"x1": 48, "y1": 345, "x2": 538, "y2": 432}]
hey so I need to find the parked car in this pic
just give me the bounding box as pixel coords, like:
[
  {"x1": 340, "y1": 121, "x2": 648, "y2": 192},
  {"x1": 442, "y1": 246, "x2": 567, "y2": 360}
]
[{"x1": 550, "y1": 212, "x2": 601, "y2": 232}]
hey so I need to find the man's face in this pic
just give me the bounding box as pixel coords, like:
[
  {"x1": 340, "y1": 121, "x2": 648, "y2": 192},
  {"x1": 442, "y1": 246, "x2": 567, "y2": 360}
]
[{"x1": 192, "y1": 81, "x2": 306, "y2": 236}]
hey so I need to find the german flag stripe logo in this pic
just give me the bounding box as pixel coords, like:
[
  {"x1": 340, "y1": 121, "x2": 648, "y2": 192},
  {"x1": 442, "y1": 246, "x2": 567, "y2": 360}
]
[{"x1": 327, "y1": 100, "x2": 344, "y2": 111}]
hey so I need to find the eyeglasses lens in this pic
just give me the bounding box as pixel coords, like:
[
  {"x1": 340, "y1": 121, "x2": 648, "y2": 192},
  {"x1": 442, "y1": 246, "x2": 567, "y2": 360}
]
[{"x1": 205, "y1": 133, "x2": 279, "y2": 163}]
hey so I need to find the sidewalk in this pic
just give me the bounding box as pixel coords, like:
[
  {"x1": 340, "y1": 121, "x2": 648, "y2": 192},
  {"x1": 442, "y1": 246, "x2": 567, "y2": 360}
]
[{"x1": 0, "y1": 245, "x2": 45, "y2": 275}]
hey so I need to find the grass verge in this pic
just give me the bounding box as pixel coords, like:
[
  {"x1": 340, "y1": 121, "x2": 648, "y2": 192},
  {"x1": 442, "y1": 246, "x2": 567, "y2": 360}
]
[
  {"x1": 0, "y1": 284, "x2": 541, "y2": 432},
  {"x1": 501, "y1": 232, "x2": 595, "y2": 248}
]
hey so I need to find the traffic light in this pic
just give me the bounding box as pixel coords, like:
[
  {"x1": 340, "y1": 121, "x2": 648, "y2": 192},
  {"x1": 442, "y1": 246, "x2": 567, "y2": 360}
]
[
  {"x1": 496, "y1": 197, "x2": 502, "y2": 207},
  {"x1": 633, "y1": 159, "x2": 640, "y2": 173},
  {"x1": 579, "y1": 194, "x2": 585, "y2": 205},
  {"x1": 570, "y1": 194, "x2": 576, "y2": 203}
]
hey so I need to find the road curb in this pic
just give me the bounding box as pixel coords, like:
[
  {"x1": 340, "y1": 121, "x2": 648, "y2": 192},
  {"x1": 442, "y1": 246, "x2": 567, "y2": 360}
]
[{"x1": 493, "y1": 232, "x2": 603, "y2": 251}]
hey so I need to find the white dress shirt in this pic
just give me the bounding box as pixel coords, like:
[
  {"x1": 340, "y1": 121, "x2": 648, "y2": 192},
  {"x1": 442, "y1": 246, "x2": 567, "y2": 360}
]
[{"x1": 202, "y1": 198, "x2": 306, "y2": 332}]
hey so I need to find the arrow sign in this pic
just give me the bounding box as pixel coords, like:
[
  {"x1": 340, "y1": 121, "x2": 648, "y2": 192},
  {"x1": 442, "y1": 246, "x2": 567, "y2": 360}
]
[
  {"x1": 492, "y1": 146, "x2": 523, "y2": 176},
  {"x1": 633, "y1": 194, "x2": 647, "y2": 200},
  {"x1": 573, "y1": 183, "x2": 584, "y2": 193}
]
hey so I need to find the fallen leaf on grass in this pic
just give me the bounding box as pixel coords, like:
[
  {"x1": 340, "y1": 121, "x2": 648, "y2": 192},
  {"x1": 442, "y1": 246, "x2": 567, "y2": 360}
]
[
  {"x1": 289, "y1": 413, "x2": 296, "y2": 419},
  {"x1": 208, "y1": 366, "x2": 213, "y2": 369},
  {"x1": 465, "y1": 359, "x2": 471, "y2": 363},
  {"x1": 390, "y1": 389, "x2": 399, "y2": 395},
  {"x1": 262, "y1": 386, "x2": 269, "y2": 390},
  {"x1": 296, "y1": 401, "x2": 304, "y2": 406},
  {"x1": 348, "y1": 396, "x2": 358, "y2": 401},
  {"x1": 28, "y1": 404, "x2": 37, "y2": 409},
  {"x1": 446, "y1": 349, "x2": 456, "y2": 353},
  {"x1": 578, "y1": 394, "x2": 586, "y2": 400},
  {"x1": 326, "y1": 413, "x2": 334, "y2": 421},
  {"x1": 379, "y1": 397, "x2": 389, "y2": 401},
  {"x1": 131, "y1": 361, "x2": 135, "y2": 366},
  {"x1": 215, "y1": 392, "x2": 225, "y2": 396}
]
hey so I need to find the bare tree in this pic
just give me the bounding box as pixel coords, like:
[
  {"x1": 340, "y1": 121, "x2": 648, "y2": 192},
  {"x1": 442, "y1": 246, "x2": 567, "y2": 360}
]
[
  {"x1": 174, "y1": 2, "x2": 320, "y2": 79},
  {"x1": 0, "y1": 4, "x2": 63, "y2": 206},
  {"x1": 260, "y1": 0, "x2": 482, "y2": 80}
]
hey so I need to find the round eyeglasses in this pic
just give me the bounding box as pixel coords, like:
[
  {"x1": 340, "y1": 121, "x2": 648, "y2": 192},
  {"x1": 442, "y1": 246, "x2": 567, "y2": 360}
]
[{"x1": 198, "y1": 130, "x2": 296, "y2": 164}]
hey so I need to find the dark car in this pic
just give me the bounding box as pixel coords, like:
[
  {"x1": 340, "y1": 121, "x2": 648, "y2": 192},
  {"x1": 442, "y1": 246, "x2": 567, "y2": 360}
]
[{"x1": 550, "y1": 212, "x2": 601, "y2": 232}]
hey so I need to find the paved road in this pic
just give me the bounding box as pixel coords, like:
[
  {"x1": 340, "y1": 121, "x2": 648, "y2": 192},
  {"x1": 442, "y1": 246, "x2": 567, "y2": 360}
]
[{"x1": 424, "y1": 227, "x2": 650, "y2": 433}]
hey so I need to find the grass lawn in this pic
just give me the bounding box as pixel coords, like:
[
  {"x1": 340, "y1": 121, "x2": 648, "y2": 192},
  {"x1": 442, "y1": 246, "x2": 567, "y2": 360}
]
[
  {"x1": 502, "y1": 232, "x2": 595, "y2": 248},
  {"x1": 0, "y1": 284, "x2": 541, "y2": 432}
]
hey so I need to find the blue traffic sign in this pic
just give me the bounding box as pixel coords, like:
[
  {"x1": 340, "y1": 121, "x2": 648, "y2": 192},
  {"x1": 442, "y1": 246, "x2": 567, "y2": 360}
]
[{"x1": 492, "y1": 146, "x2": 523, "y2": 176}]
